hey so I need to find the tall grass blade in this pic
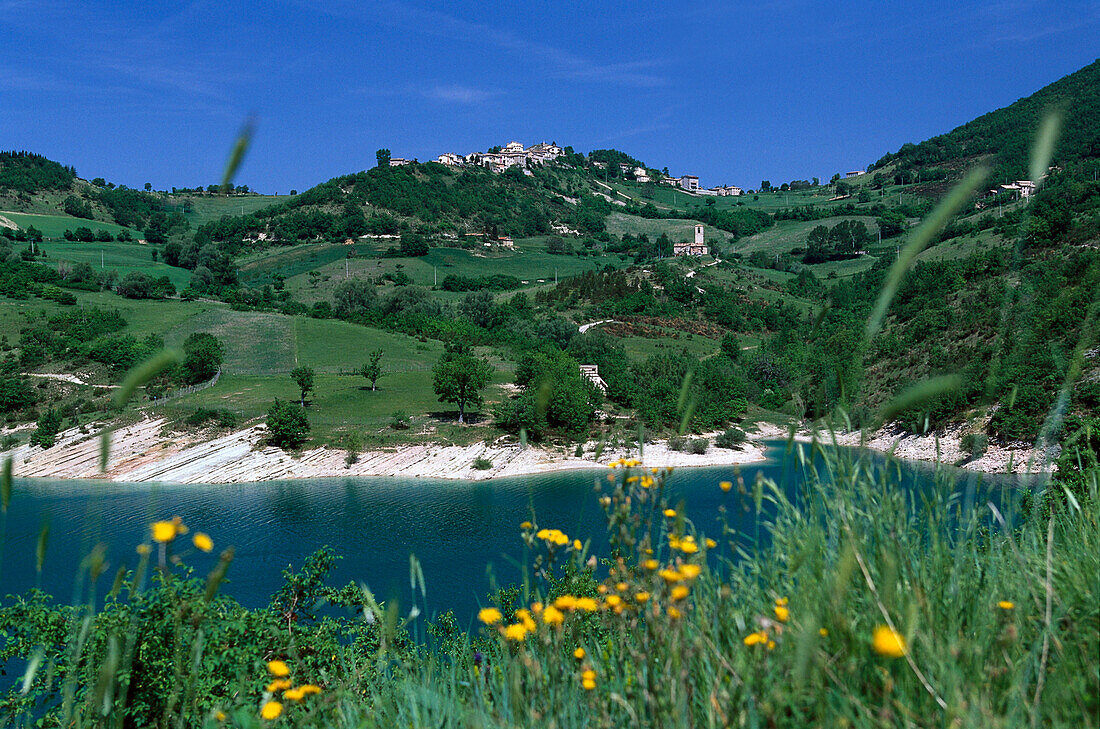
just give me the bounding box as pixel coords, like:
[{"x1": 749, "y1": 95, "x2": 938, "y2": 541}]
[
  {"x1": 1029, "y1": 109, "x2": 1063, "y2": 186},
  {"x1": 220, "y1": 118, "x2": 255, "y2": 194},
  {"x1": 1, "y1": 456, "x2": 10, "y2": 514},
  {"x1": 35, "y1": 521, "x2": 49, "y2": 574},
  {"x1": 878, "y1": 375, "x2": 962, "y2": 424},
  {"x1": 866, "y1": 167, "x2": 988, "y2": 339}
]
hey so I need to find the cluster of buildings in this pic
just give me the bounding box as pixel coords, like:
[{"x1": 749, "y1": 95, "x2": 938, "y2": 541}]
[
  {"x1": 660, "y1": 174, "x2": 742, "y2": 196},
  {"x1": 426, "y1": 141, "x2": 565, "y2": 174}
]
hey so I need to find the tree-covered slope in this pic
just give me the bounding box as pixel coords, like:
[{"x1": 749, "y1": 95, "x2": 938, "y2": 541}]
[{"x1": 872, "y1": 59, "x2": 1100, "y2": 182}]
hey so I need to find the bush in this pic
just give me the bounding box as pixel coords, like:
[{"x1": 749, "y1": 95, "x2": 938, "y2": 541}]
[
  {"x1": 30, "y1": 408, "x2": 62, "y2": 448},
  {"x1": 473, "y1": 456, "x2": 493, "y2": 470},
  {"x1": 389, "y1": 411, "x2": 411, "y2": 430},
  {"x1": 667, "y1": 435, "x2": 687, "y2": 452},
  {"x1": 184, "y1": 407, "x2": 237, "y2": 429},
  {"x1": 265, "y1": 398, "x2": 310, "y2": 449},
  {"x1": 960, "y1": 431, "x2": 988, "y2": 458},
  {"x1": 689, "y1": 437, "x2": 709, "y2": 454},
  {"x1": 715, "y1": 427, "x2": 747, "y2": 449}
]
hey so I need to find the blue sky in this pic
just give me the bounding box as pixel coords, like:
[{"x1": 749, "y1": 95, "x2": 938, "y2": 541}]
[{"x1": 2, "y1": 0, "x2": 1097, "y2": 193}]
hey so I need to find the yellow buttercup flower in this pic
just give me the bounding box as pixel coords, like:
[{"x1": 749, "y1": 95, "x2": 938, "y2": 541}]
[
  {"x1": 743, "y1": 630, "x2": 768, "y2": 646},
  {"x1": 659, "y1": 569, "x2": 682, "y2": 584},
  {"x1": 671, "y1": 585, "x2": 689, "y2": 601},
  {"x1": 819, "y1": 628, "x2": 829, "y2": 637},
  {"x1": 775, "y1": 596, "x2": 788, "y2": 606},
  {"x1": 515, "y1": 609, "x2": 536, "y2": 632},
  {"x1": 283, "y1": 687, "x2": 305, "y2": 702},
  {"x1": 615, "y1": 582, "x2": 628, "y2": 592},
  {"x1": 663, "y1": 509, "x2": 677, "y2": 518},
  {"x1": 720, "y1": 481, "x2": 732, "y2": 492},
  {"x1": 774, "y1": 605, "x2": 790, "y2": 623},
  {"x1": 267, "y1": 660, "x2": 290, "y2": 677},
  {"x1": 214, "y1": 710, "x2": 226, "y2": 721},
  {"x1": 766, "y1": 640, "x2": 776, "y2": 650},
  {"x1": 520, "y1": 521, "x2": 532, "y2": 529},
  {"x1": 605, "y1": 595, "x2": 622, "y2": 608},
  {"x1": 679, "y1": 541, "x2": 699, "y2": 554},
  {"x1": 151, "y1": 521, "x2": 177, "y2": 543},
  {"x1": 575, "y1": 597, "x2": 599, "y2": 612},
  {"x1": 502, "y1": 623, "x2": 528, "y2": 641},
  {"x1": 997, "y1": 601, "x2": 1015, "y2": 610},
  {"x1": 704, "y1": 538, "x2": 717, "y2": 549},
  {"x1": 300, "y1": 684, "x2": 321, "y2": 695},
  {"x1": 679, "y1": 564, "x2": 701, "y2": 580},
  {"x1": 266, "y1": 679, "x2": 291, "y2": 692},
  {"x1": 478, "y1": 607, "x2": 503, "y2": 625},
  {"x1": 192, "y1": 532, "x2": 213, "y2": 552},
  {"x1": 635, "y1": 591, "x2": 650, "y2": 603},
  {"x1": 543, "y1": 606, "x2": 565, "y2": 626},
  {"x1": 668, "y1": 607, "x2": 682, "y2": 619},
  {"x1": 643, "y1": 559, "x2": 659, "y2": 570},
  {"x1": 573, "y1": 539, "x2": 583, "y2": 550},
  {"x1": 553, "y1": 595, "x2": 577, "y2": 610},
  {"x1": 871, "y1": 625, "x2": 907, "y2": 658},
  {"x1": 574, "y1": 647, "x2": 585, "y2": 660},
  {"x1": 260, "y1": 701, "x2": 282, "y2": 720}
]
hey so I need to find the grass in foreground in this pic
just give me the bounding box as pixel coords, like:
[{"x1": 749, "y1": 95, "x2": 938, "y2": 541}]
[{"x1": 0, "y1": 437, "x2": 1095, "y2": 727}]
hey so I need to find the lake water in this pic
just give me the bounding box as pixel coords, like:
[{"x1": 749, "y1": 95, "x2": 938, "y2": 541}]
[{"x1": 1, "y1": 440, "x2": 1032, "y2": 623}]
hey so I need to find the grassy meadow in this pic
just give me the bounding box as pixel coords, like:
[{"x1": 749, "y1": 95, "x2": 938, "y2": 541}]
[{"x1": 0, "y1": 210, "x2": 142, "y2": 239}]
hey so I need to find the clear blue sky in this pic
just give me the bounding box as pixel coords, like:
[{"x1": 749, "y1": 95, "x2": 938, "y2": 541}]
[{"x1": 2, "y1": 0, "x2": 1097, "y2": 193}]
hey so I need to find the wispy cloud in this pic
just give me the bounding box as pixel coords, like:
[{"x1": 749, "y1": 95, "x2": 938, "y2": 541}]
[
  {"x1": 423, "y1": 84, "x2": 500, "y2": 104},
  {"x1": 298, "y1": 0, "x2": 670, "y2": 88}
]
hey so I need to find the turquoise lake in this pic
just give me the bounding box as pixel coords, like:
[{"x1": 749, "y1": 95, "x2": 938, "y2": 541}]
[{"x1": 1, "y1": 441, "x2": 1034, "y2": 624}]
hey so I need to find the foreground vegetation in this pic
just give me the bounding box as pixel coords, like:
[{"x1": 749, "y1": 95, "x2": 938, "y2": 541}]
[{"x1": 0, "y1": 435, "x2": 1095, "y2": 727}]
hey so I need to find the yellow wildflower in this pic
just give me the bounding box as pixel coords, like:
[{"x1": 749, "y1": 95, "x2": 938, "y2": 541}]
[
  {"x1": 573, "y1": 539, "x2": 583, "y2": 550},
  {"x1": 819, "y1": 628, "x2": 829, "y2": 637},
  {"x1": 597, "y1": 584, "x2": 608, "y2": 594},
  {"x1": 151, "y1": 521, "x2": 177, "y2": 543},
  {"x1": 300, "y1": 684, "x2": 321, "y2": 695},
  {"x1": 260, "y1": 701, "x2": 283, "y2": 720},
  {"x1": 542, "y1": 606, "x2": 564, "y2": 626},
  {"x1": 659, "y1": 568, "x2": 682, "y2": 584},
  {"x1": 743, "y1": 630, "x2": 768, "y2": 646},
  {"x1": 502, "y1": 623, "x2": 528, "y2": 642},
  {"x1": 605, "y1": 595, "x2": 622, "y2": 608},
  {"x1": 515, "y1": 609, "x2": 536, "y2": 632},
  {"x1": 214, "y1": 710, "x2": 226, "y2": 721},
  {"x1": 599, "y1": 496, "x2": 612, "y2": 507},
  {"x1": 766, "y1": 640, "x2": 776, "y2": 650},
  {"x1": 720, "y1": 481, "x2": 732, "y2": 492},
  {"x1": 520, "y1": 521, "x2": 532, "y2": 529},
  {"x1": 626, "y1": 475, "x2": 639, "y2": 483},
  {"x1": 679, "y1": 564, "x2": 701, "y2": 580},
  {"x1": 136, "y1": 544, "x2": 151, "y2": 556},
  {"x1": 192, "y1": 532, "x2": 214, "y2": 552},
  {"x1": 574, "y1": 647, "x2": 586, "y2": 660},
  {"x1": 679, "y1": 541, "x2": 699, "y2": 554},
  {"x1": 664, "y1": 509, "x2": 677, "y2": 518},
  {"x1": 267, "y1": 660, "x2": 290, "y2": 677},
  {"x1": 582, "y1": 669, "x2": 596, "y2": 680},
  {"x1": 574, "y1": 597, "x2": 599, "y2": 612},
  {"x1": 671, "y1": 585, "x2": 689, "y2": 601},
  {"x1": 774, "y1": 605, "x2": 790, "y2": 623},
  {"x1": 266, "y1": 679, "x2": 291, "y2": 692},
  {"x1": 171, "y1": 515, "x2": 188, "y2": 535},
  {"x1": 635, "y1": 591, "x2": 650, "y2": 603},
  {"x1": 705, "y1": 538, "x2": 717, "y2": 549},
  {"x1": 775, "y1": 596, "x2": 788, "y2": 606},
  {"x1": 997, "y1": 601, "x2": 1015, "y2": 610},
  {"x1": 582, "y1": 678, "x2": 596, "y2": 690},
  {"x1": 530, "y1": 601, "x2": 543, "y2": 614},
  {"x1": 478, "y1": 607, "x2": 503, "y2": 625},
  {"x1": 668, "y1": 607, "x2": 682, "y2": 619},
  {"x1": 643, "y1": 558, "x2": 659, "y2": 570},
  {"x1": 871, "y1": 625, "x2": 907, "y2": 658},
  {"x1": 283, "y1": 687, "x2": 305, "y2": 702},
  {"x1": 553, "y1": 595, "x2": 577, "y2": 610}
]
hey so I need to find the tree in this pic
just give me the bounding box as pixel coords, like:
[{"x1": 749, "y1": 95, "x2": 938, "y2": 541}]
[
  {"x1": 760, "y1": 180, "x2": 772, "y2": 192},
  {"x1": 375, "y1": 149, "x2": 391, "y2": 168},
  {"x1": 432, "y1": 349, "x2": 492, "y2": 424},
  {"x1": 333, "y1": 278, "x2": 377, "y2": 318},
  {"x1": 180, "y1": 333, "x2": 223, "y2": 385},
  {"x1": 266, "y1": 399, "x2": 310, "y2": 449},
  {"x1": 291, "y1": 366, "x2": 315, "y2": 406},
  {"x1": 361, "y1": 349, "x2": 384, "y2": 391},
  {"x1": 144, "y1": 182, "x2": 152, "y2": 192},
  {"x1": 30, "y1": 409, "x2": 62, "y2": 448}
]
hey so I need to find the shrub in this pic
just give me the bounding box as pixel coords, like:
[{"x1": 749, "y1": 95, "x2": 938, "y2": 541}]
[
  {"x1": 184, "y1": 407, "x2": 238, "y2": 429},
  {"x1": 960, "y1": 431, "x2": 988, "y2": 458},
  {"x1": 473, "y1": 456, "x2": 493, "y2": 470},
  {"x1": 689, "y1": 437, "x2": 709, "y2": 454},
  {"x1": 715, "y1": 427, "x2": 747, "y2": 449},
  {"x1": 389, "y1": 411, "x2": 411, "y2": 430},
  {"x1": 30, "y1": 408, "x2": 62, "y2": 448},
  {"x1": 265, "y1": 398, "x2": 309, "y2": 449},
  {"x1": 668, "y1": 435, "x2": 687, "y2": 452}
]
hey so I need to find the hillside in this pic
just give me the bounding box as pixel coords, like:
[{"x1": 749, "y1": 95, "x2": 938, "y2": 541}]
[{"x1": 870, "y1": 58, "x2": 1100, "y2": 185}]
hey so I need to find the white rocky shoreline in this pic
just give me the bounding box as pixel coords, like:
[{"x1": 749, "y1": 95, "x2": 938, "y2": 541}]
[{"x1": 4, "y1": 418, "x2": 1052, "y2": 485}]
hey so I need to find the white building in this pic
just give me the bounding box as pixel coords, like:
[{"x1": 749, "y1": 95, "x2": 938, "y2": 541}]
[
  {"x1": 633, "y1": 167, "x2": 651, "y2": 183},
  {"x1": 713, "y1": 185, "x2": 743, "y2": 196},
  {"x1": 845, "y1": 170, "x2": 865, "y2": 178},
  {"x1": 528, "y1": 142, "x2": 563, "y2": 164},
  {"x1": 579, "y1": 364, "x2": 608, "y2": 393},
  {"x1": 673, "y1": 225, "x2": 708, "y2": 256},
  {"x1": 679, "y1": 175, "x2": 699, "y2": 192},
  {"x1": 389, "y1": 157, "x2": 413, "y2": 167},
  {"x1": 435, "y1": 153, "x2": 464, "y2": 166}
]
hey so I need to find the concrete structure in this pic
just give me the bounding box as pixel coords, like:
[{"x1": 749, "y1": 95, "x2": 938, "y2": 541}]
[
  {"x1": 679, "y1": 175, "x2": 700, "y2": 192},
  {"x1": 673, "y1": 225, "x2": 708, "y2": 256},
  {"x1": 713, "y1": 185, "x2": 743, "y2": 196},
  {"x1": 633, "y1": 167, "x2": 651, "y2": 183},
  {"x1": 845, "y1": 170, "x2": 865, "y2": 178},
  {"x1": 579, "y1": 364, "x2": 607, "y2": 393},
  {"x1": 660, "y1": 176, "x2": 680, "y2": 186},
  {"x1": 389, "y1": 158, "x2": 413, "y2": 167},
  {"x1": 435, "y1": 153, "x2": 464, "y2": 166}
]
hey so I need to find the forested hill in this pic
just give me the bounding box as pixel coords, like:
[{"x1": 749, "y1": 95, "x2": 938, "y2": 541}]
[{"x1": 871, "y1": 59, "x2": 1100, "y2": 184}]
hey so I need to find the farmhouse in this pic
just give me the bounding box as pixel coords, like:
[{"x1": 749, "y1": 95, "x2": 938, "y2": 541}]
[
  {"x1": 673, "y1": 225, "x2": 708, "y2": 256},
  {"x1": 435, "y1": 153, "x2": 464, "y2": 166},
  {"x1": 713, "y1": 185, "x2": 742, "y2": 196},
  {"x1": 633, "y1": 167, "x2": 651, "y2": 183},
  {"x1": 389, "y1": 157, "x2": 414, "y2": 167},
  {"x1": 845, "y1": 170, "x2": 865, "y2": 178},
  {"x1": 679, "y1": 175, "x2": 699, "y2": 192}
]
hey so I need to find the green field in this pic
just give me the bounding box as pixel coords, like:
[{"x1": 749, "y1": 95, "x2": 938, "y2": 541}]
[
  {"x1": 37, "y1": 240, "x2": 194, "y2": 288},
  {"x1": 733, "y1": 215, "x2": 879, "y2": 255},
  {"x1": 169, "y1": 194, "x2": 286, "y2": 227},
  {"x1": 604, "y1": 212, "x2": 729, "y2": 245},
  {"x1": 0, "y1": 211, "x2": 142, "y2": 239}
]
